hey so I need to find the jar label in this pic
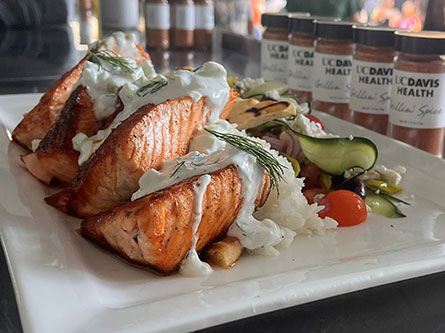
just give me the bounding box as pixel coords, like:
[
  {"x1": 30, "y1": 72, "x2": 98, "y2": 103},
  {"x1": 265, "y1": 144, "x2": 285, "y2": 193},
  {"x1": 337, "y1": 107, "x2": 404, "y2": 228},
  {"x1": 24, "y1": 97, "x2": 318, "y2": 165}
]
[
  {"x1": 350, "y1": 60, "x2": 393, "y2": 115},
  {"x1": 390, "y1": 70, "x2": 445, "y2": 129},
  {"x1": 288, "y1": 44, "x2": 313, "y2": 92},
  {"x1": 145, "y1": 3, "x2": 170, "y2": 30},
  {"x1": 175, "y1": 5, "x2": 195, "y2": 30},
  {"x1": 261, "y1": 39, "x2": 288, "y2": 83},
  {"x1": 195, "y1": 5, "x2": 214, "y2": 29},
  {"x1": 312, "y1": 52, "x2": 353, "y2": 103},
  {"x1": 100, "y1": 0, "x2": 139, "y2": 29}
]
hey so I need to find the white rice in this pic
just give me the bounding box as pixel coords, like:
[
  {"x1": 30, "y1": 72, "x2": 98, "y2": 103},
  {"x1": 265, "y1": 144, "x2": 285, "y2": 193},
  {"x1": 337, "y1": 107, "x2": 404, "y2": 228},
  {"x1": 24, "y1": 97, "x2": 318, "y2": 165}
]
[{"x1": 254, "y1": 152, "x2": 337, "y2": 240}]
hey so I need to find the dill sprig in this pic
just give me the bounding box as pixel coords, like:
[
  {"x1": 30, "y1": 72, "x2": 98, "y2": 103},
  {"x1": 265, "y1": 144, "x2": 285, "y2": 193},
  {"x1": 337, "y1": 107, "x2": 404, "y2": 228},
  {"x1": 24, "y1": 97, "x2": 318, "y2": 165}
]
[
  {"x1": 171, "y1": 161, "x2": 185, "y2": 178},
  {"x1": 204, "y1": 129, "x2": 287, "y2": 192},
  {"x1": 88, "y1": 50, "x2": 137, "y2": 74},
  {"x1": 136, "y1": 76, "x2": 168, "y2": 97}
]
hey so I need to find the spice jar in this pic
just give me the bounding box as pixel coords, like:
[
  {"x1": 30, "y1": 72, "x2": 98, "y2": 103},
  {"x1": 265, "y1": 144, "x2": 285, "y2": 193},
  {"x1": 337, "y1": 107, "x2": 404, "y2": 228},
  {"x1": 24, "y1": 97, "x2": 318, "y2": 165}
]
[
  {"x1": 194, "y1": 0, "x2": 214, "y2": 50},
  {"x1": 145, "y1": 0, "x2": 170, "y2": 49},
  {"x1": 288, "y1": 15, "x2": 332, "y2": 103},
  {"x1": 313, "y1": 21, "x2": 355, "y2": 120},
  {"x1": 351, "y1": 26, "x2": 398, "y2": 135},
  {"x1": 390, "y1": 31, "x2": 445, "y2": 157},
  {"x1": 261, "y1": 13, "x2": 291, "y2": 82},
  {"x1": 171, "y1": 0, "x2": 195, "y2": 49},
  {"x1": 100, "y1": 0, "x2": 140, "y2": 30}
]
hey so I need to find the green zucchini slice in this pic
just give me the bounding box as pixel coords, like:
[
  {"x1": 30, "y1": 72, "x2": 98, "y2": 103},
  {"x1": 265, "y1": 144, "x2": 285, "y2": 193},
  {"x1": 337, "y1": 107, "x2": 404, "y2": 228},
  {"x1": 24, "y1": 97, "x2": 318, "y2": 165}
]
[
  {"x1": 243, "y1": 82, "x2": 288, "y2": 98},
  {"x1": 269, "y1": 120, "x2": 378, "y2": 176},
  {"x1": 365, "y1": 190, "x2": 406, "y2": 218}
]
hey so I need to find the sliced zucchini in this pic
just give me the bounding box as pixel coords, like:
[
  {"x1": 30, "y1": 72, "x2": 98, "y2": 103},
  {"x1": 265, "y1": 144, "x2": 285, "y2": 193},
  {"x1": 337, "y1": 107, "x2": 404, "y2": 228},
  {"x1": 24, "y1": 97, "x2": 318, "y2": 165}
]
[
  {"x1": 365, "y1": 190, "x2": 406, "y2": 218},
  {"x1": 243, "y1": 82, "x2": 288, "y2": 98},
  {"x1": 268, "y1": 120, "x2": 378, "y2": 176},
  {"x1": 380, "y1": 192, "x2": 411, "y2": 206},
  {"x1": 281, "y1": 93, "x2": 301, "y2": 104},
  {"x1": 250, "y1": 94, "x2": 264, "y2": 101}
]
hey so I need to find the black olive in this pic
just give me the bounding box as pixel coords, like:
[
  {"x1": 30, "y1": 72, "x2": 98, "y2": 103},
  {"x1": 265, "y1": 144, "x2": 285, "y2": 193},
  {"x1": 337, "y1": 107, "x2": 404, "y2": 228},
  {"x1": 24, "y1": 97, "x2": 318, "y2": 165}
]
[{"x1": 338, "y1": 177, "x2": 366, "y2": 199}]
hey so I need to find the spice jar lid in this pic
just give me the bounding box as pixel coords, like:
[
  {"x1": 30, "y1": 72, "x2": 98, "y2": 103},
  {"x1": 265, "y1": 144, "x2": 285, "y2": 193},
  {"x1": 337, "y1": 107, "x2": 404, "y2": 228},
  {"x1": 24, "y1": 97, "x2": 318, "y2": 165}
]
[
  {"x1": 314, "y1": 20, "x2": 355, "y2": 40},
  {"x1": 353, "y1": 25, "x2": 399, "y2": 47},
  {"x1": 261, "y1": 13, "x2": 290, "y2": 29},
  {"x1": 289, "y1": 15, "x2": 335, "y2": 34},
  {"x1": 395, "y1": 31, "x2": 445, "y2": 55}
]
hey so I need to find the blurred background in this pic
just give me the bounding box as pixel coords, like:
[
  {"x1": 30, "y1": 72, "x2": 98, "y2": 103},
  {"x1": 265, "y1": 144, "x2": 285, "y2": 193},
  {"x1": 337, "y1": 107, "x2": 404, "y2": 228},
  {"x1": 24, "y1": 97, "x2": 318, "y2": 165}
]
[
  {"x1": 0, "y1": 0, "x2": 443, "y2": 41},
  {"x1": 0, "y1": 2, "x2": 444, "y2": 331},
  {"x1": 0, "y1": 0, "x2": 443, "y2": 93}
]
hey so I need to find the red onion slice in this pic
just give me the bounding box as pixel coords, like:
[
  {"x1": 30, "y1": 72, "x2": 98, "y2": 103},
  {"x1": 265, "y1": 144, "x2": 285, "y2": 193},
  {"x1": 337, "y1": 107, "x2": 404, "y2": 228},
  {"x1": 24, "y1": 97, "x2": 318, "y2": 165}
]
[
  {"x1": 280, "y1": 131, "x2": 302, "y2": 159},
  {"x1": 262, "y1": 135, "x2": 286, "y2": 152}
]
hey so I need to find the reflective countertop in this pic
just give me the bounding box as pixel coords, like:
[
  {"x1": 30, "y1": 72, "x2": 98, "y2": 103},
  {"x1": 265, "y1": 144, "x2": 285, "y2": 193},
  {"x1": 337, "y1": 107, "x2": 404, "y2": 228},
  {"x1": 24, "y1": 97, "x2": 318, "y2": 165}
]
[{"x1": 1, "y1": 25, "x2": 445, "y2": 333}]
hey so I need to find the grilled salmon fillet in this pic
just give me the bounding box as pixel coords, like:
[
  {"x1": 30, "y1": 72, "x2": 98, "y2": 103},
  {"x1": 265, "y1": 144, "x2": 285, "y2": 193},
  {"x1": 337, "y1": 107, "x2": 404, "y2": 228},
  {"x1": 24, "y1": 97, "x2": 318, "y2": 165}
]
[
  {"x1": 46, "y1": 91, "x2": 238, "y2": 217},
  {"x1": 46, "y1": 96, "x2": 209, "y2": 217},
  {"x1": 80, "y1": 165, "x2": 270, "y2": 274},
  {"x1": 21, "y1": 86, "x2": 123, "y2": 185},
  {"x1": 220, "y1": 89, "x2": 239, "y2": 120},
  {"x1": 12, "y1": 56, "x2": 88, "y2": 150}
]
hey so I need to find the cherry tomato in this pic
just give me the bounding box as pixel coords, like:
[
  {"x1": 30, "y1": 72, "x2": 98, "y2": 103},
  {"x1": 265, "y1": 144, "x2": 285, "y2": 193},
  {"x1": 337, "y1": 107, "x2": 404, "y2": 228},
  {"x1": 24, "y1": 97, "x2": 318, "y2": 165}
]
[
  {"x1": 303, "y1": 188, "x2": 327, "y2": 205},
  {"x1": 301, "y1": 162, "x2": 322, "y2": 189},
  {"x1": 318, "y1": 190, "x2": 367, "y2": 227},
  {"x1": 305, "y1": 114, "x2": 325, "y2": 130}
]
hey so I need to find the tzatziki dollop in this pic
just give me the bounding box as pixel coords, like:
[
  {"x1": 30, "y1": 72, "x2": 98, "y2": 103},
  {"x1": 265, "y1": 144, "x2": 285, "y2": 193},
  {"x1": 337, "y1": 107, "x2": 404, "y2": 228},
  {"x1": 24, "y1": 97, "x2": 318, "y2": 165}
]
[
  {"x1": 78, "y1": 60, "x2": 156, "y2": 120},
  {"x1": 96, "y1": 32, "x2": 146, "y2": 63},
  {"x1": 73, "y1": 61, "x2": 230, "y2": 165},
  {"x1": 79, "y1": 32, "x2": 156, "y2": 120}
]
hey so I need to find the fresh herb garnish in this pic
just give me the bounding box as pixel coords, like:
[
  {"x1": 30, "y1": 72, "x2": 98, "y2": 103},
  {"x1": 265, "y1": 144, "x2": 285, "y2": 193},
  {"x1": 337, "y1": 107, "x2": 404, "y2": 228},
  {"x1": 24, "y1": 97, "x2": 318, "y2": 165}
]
[
  {"x1": 88, "y1": 50, "x2": 137, "y2": 74},
  {"x1": 204, "y1": 129, "x2": 287, "y2": 192},
  {"x1": 136, "y1": 76, "x2": 168, "y2": 97},
  {"x1": 170, "y1": 161, "x2": 185, "y2": 178}
]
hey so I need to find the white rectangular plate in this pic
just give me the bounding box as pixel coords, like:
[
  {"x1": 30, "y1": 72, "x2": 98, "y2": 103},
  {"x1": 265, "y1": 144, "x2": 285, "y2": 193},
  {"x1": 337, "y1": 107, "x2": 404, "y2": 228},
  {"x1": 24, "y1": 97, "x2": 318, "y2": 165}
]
[{"x1": 1, "y1": 93, "x2": 445, "y2": 333}]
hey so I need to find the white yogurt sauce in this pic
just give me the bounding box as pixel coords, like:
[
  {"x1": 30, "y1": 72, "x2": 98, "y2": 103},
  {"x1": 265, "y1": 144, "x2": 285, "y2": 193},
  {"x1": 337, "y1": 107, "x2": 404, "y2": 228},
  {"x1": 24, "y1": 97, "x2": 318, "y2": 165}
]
[
  {"x1": 179, "y1": 174, "x2": 213, "y2": 277},
  {"x1": 73, "y1": 61, "x2": 230, "y2": 165},
  {"x1": 72, "y1": 32, "x2": 158, "y2": 121},
  {"x1": 93, "y1": 32, "x2": 145, "y2": 62},
  {"x1": 78, "y1": 60, "x2": 156, "y2": 120}
]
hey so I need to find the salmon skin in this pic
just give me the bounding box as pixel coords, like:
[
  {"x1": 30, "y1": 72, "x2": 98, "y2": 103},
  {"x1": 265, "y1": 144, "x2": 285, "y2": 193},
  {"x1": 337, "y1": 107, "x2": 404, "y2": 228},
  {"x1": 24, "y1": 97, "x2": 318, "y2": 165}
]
[
  {"x1": 12, "y1": 56, "x2": 88, "y2": 150},
  {"x1": 46, "y1": 96, "x2": 209, "y2": 217},
  {"x1": 21, "y1": 86, "x2": 123, "y2": 185},
  {"x1": 80, "y1": 165, "x2": 270, "y2": 274}
]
